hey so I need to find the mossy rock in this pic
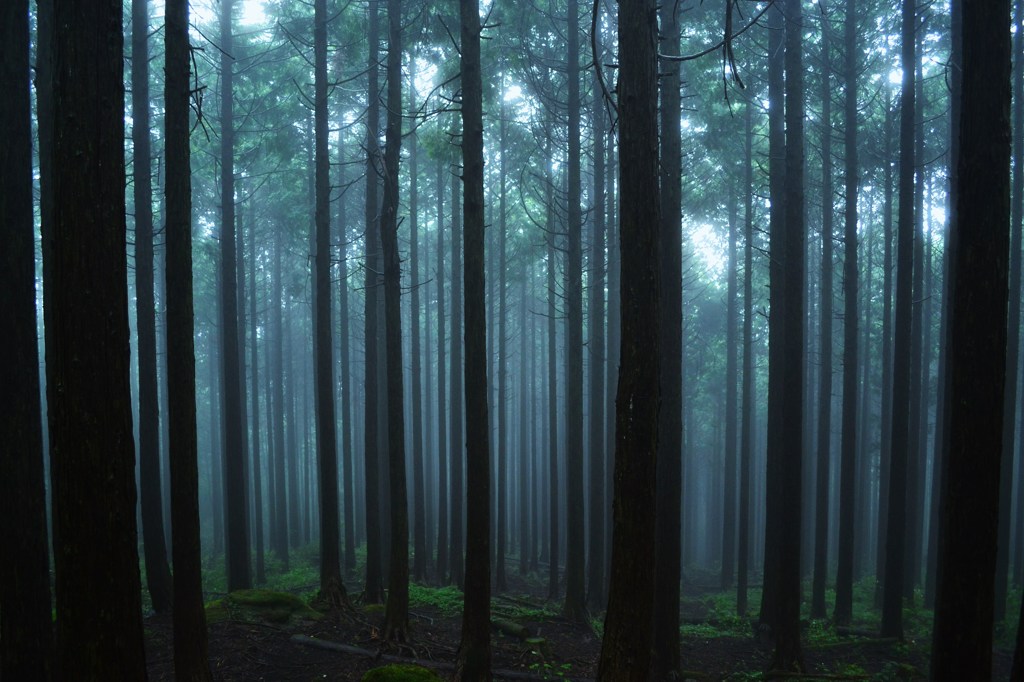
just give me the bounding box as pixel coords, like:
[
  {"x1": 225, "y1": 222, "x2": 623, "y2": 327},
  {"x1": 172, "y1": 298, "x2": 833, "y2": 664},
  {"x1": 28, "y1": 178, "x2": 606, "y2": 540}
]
[
  {"x1": 361, "y1": 664, "x2": 444, "y2": 682},
  {"x1": 205, "y1": 589, "x2": 323, "y2": 625}
]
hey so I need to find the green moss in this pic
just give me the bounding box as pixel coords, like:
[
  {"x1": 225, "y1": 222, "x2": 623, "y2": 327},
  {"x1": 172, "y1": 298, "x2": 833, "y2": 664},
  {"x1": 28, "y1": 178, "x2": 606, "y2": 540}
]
[
  {"x1": 407, "y1": 583, "x2": 464, "y2": 617},
  {"x1": 205, "y1": 589, "x2": 322, "y2": 625},
  {"x1": 361, "y1": 664, "x2": 444, "y2": 682}
]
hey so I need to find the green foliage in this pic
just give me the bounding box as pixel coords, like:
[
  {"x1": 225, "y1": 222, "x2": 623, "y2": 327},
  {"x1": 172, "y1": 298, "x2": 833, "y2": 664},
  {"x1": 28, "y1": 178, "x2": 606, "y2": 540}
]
[
  {"x1": 407, "y1": 583, "x2": 464, "y2": 617},
  {"x1": 527, "y1": 660, "x2": 573, "y2": 680},
  {"x1": 204, "y1": 589, "x2": 323, "y2": 625},
  {"x1": 361, "y1": 664, "x2": 444, "y2": 682}
]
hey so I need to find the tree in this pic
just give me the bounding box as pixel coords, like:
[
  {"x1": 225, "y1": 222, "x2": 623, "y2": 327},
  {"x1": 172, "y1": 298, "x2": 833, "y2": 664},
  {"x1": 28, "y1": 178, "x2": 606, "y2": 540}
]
[
  {"x1": 0, "y1": 0, "x2": 54, "y2": 676},
  {"x1": 436, "y1": 158, "x2": 450, "y2": 582},
  {"x1": 881, "y1": 0, "x2": 916, "y2": 638},
  {"x1": 313, "y1": 0, "x2": 347, "y2": 607},
  {"x1": 834, "y1": 0, "x2": 859, "y2": 626},
  {"x1": 43, "y1": 0, "x2": 147, "y2": 675},
  {"x1": 165, "y1": 0, "x2": 213, "y2": 674},
  {"x1": 133, "y1": 0, "x2": 173, "y2": 613},
  {"x1": 597, "y1": 0, "x2": 660, "y2": 675},
  {"x1": 381, "y1": 0, "x2": 410, "y2": 641},
  {"x1": 454, "y1": 0, "x2": 492, "y2": 674},
  {"x1": 363, "y1": 0, "x2": 385, "y2": 603},
  {"x1": 931, "y1": 0, "x2": 1011, "y2": 675},
  {"x1": 219, "y1": 0, "x2": 252, "y2": 592},
  {"x1": 651, "y1": 0, "x2": 682, "y2": 673},
  {"x1": 562, "y1": 0, "x2": 587, "y2": 623}
]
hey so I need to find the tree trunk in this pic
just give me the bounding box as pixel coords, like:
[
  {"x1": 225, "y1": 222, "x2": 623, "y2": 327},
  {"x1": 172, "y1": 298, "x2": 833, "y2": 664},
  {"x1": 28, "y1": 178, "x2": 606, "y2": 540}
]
[
  {"x1": 597, "y1": 0, "x2": 660, "y2": 676},
  {"x1": 436, "y1": 158, "x2": 450, "y2": 583},
  {"x1": 738, "y1": 95, "x2": 755, "y2": 618},
  {"x1": 931, "y1": 0, "x2": 1011, "y2": 675},
  {"x1": 44, "y1": 0, "x2": 148, "y2": 673},
  {"x1": 454, "y1": 0, "x2": 492, "y2": 674},
  {"x1": 0, "y1": 0, "x2": 54, "y2": 675},
  {"x1": 450, "y1": 162, "x2": 465, "y2": 588}
]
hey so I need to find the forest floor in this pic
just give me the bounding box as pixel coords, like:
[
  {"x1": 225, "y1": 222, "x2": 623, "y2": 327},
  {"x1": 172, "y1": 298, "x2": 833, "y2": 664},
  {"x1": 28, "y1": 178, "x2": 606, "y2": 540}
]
[{"x1": 142, "y1": 554, "x2": 1017, "y2": 681}]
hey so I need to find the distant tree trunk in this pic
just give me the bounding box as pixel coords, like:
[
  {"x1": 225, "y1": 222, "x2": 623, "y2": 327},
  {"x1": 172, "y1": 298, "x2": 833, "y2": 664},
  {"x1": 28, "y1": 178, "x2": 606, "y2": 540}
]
[
  {"x1": 363, "y1": 0, "x2": 384, "y2": 603},
  {"x1": 834, "y1": 0, "x2": 859, "y2": 625},
  {"x1": 519, "y1": 268, "x2": 531, "y2": 576},
  {"x1": 562, "y1": 0, "x2": 587, "y2": 623},
  {"x1": 43, "y1": 0, "x2": 148, "y2": 674},
  {"x1": 454, "y1": 0, "x2": 492, "y2": 673},
  {"x1": 496, "y1": 90, "x2": 509, "y2": 593},
  {"x1": 381, "y1": 0, "x2": 409, "y2": 639},
  {"x1": 724, "y1": 189, "x2": 738, "y2": 594},
  {"x1": 272, "y1": 226, "x2": 290, "y2": 569},
  {"x1": 248, "y1": 211, "x2": 265, "y2": 586},
  {"x1": 881, "y1": 0, "x2": 916, "y2": 638},
  {"x1": 931, "y1": 0, "x2": 1010, "y2": 675},
  {"x1": 545, "y1": 119, "x2": 560, "y2": 601},
  {"x1": 313, "y1": 0, "x2": 346, "y2": 608},
  {"x1": 132, "y1": 0, "x2": 173, "y2": 613},
  {"x1": 586, "y1": 34, "x2": 607, "y2": 609},
  {"x1": 218, "y1": 0, "x2": 252, "y2": 592},
  {"x1": 770, "y1": 0, "x2": 806, "y2": 670},
  {"x1": 875, "y1": 84, "x2": 895, "y2": 607},
  {"x1": 436, "y1": 158, "x2": 450, "y2": 583},
  {"x1": 811, "y1": 28, "x2": 833, "y2": 621},
  {"x1": 410, "y1": 90, "x2": 427, "y2": 584},
  {"x1": 338, "y1": 135, "x2": 356, "y2": 576},
  {"x1": 450, "y1": 163, "x2": 465, "y2": 588},
  {"x1": 165, "y1": 0, "x2": 213, "y2": 673},
  {"x1": 737, "y1": 96, "x2": 755, "y2": 618},
  {"x1": 597, "y1": 0, "x2": 660, "y2": 676},
  {"x1": 0, "y1": 0, "x2": 54, "y2": 675},
  {"x1": 759, "y1": 0, "x2": 786, "y2": 633},
  {"x1": 651, "y1": 0, "x2": 682, "y2": 673}
]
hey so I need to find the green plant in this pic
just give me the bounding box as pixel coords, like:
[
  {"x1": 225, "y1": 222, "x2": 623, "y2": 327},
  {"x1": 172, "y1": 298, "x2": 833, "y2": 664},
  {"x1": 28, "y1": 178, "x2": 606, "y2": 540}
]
[{"x1": 361, "y1": 663, "x2": 444, "y2": 682}]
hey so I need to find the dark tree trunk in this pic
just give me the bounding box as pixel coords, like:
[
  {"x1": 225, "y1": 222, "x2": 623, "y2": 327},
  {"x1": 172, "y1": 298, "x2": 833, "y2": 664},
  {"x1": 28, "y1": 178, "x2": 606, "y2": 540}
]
[
  {"x1": 724, "y1": 190, "x2": 738, "y2": 594},
  {"x1": 381, "y1": 0, "x2": 409, "y2": 639},
  {"x1": 247, "y1": 213, "x2": 265, "y2": 585},
  {"x1": 43, "y1": 0, "x2": 147, "y2": 674},
  {"x1": 738, "y1": 96, "x2": 755, "y2": 618},
  {"x1": 219, "y1": 0, "x2": 251, "y2": 592},
  {"x1": 651, "y1": 0, "x2": 682, "y2": 674},
  {"x1": 436, "y1": 158, "x2": 450, "y2": 583},
  {"x1": 811, "y1": 28, "x2": 833, "y2": 621},
  {"x1": 454, "y1": 0, "x2": 492, "y2": 674},
  {"x1": 363, "y1": 0, "x2": 384, "y2": 603},
  {"x1": 597, "y1": 0, "x2": 660, "y2": 676},
  {"x1": 339, "y1": 133, "x2": 356, "y2": 575},
  {"x1": 314, "y1": 0, "x2": 346, "y2": 607},
  {"x1": 0, "y1": 0, "x2": 54, "y2": 675},
  {"x1": 133, "y1": 0, "x2": 173, "y2": 613},
  {"x1": 563, "y1": 0, "x2": 586, "y2": 623},
  {"x1": 450, "y1": 163, "x2": 465, "y2": 588},
  {"x1": 410, "y1": 95, "x2": 427, "y2": 584},
  {"x1": 545, "y1": 120, "x2": 560, "y2": 601},
  {"x1": 165, "y1": 0, "x2": 213, "y2": 673},
  {"x1": 881, "y1": 0, "x2": 916, "y2": 638},
  {"x1": 931, "y1": 0, "x2": 1011, "y2": 675},
  {"x1": 586, "y1": 37, "x2": 607, "y2": 609},
  {"x1": 834, "y1": 0, "x2": 859, "y2": 626},
  {"x1": 770, "y1": 0, "x2": 806, "y2": 670},
  {"x1": 496, "y1": 92, "x2": 509, "y2": 593},
  {"x1": 759, "y1": 0, "x2": 786, "y2": 633}
]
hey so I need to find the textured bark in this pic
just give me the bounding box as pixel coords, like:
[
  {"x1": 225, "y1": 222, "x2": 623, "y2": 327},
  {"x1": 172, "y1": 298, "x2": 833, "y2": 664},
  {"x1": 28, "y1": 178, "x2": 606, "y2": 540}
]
[
  {"x1": 165, "y1": 0, "x2": 213, "y2": 673},
  {"x1": 931, "y1": 0, "x2": 1011, "y2": 675},
  {"x1": 651, "y1": 0, "x2": 682, "y2": 674},
  {"x1": 596, "y1": 0, "x2": 660, "y2": 676},
  {"x1": 44, "y1": 0, "x2": 147, "y2": 675},
  {"x1": 0, "y1": 0, "x2": 54, "y2": 676},
  {"x1": 454, "y1": 0, "x2": 492, "y2": 674},
  {"x1": 381, "y1": 0, "x2": 409, "y2": 639}
]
